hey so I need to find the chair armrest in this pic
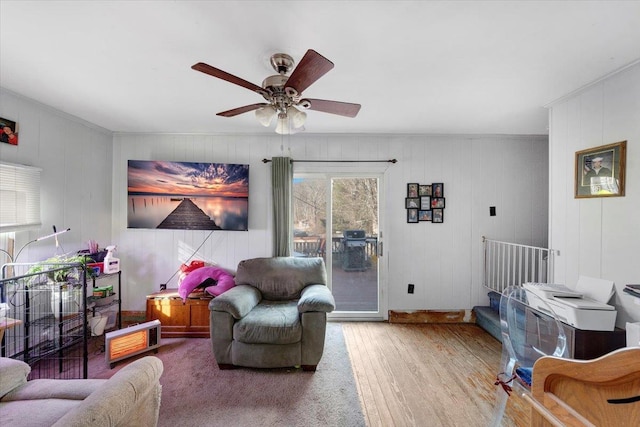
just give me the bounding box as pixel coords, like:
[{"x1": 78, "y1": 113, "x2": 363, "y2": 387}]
[
  {"x1": 210, "y1": 285, "x2": 261, "y2": 319},
  {"x1": 298, "y1": 284, "x2": 335, "y2": 313},
  {"x1": 53, "y1": 356, "x2": 164, "y2": 427}
]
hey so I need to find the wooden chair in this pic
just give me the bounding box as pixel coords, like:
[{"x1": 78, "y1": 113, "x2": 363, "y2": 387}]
[{"x1": 525, "y1": 346, "x2": 640, "y2": 426}]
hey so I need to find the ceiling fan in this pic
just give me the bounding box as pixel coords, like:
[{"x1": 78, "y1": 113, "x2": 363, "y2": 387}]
[{"x1": 191, "y1": 49, "x2": 361, "y2": 134}]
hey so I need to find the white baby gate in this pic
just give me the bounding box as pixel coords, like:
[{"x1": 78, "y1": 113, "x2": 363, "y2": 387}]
[{"x1": 482, "y1": 236, "x2": 556, "y2": 295}]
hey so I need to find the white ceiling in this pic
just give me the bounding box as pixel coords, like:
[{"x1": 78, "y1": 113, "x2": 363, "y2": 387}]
[{"x1": 1, "y1": 1, "x2": 640, "y2": 136}]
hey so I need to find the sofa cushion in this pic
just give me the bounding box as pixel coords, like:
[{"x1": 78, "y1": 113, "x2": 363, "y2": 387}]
[
  {"x1": 1, "y1": 379, "x2": 104, "y2": 401},
  {"x1": 0, "y1": 357, "x2": 31, "y2": 398},
  {"x1": 233, "y1": 301, "x2": 301, "y2": 344},
  {"x1": 234, "y1": 257, "x2": 327, "y2": 300},
  {"x1": 0, "y1": 398, "x2": 81, "y2": 426}
]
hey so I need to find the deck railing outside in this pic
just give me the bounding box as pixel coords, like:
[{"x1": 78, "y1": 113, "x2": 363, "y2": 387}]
[
  {"x1": 293, "y1": 236, "x2": 378, "y2": 258},
  {"x1": 482, "y1": 236, "x2": 556, "y2": 295}
]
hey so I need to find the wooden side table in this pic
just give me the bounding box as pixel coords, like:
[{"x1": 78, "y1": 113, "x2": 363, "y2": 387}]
[{"x1": 145, "y1": 289, "x2": 212, "y2": 338}]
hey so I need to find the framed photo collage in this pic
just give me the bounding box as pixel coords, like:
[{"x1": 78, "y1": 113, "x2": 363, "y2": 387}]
[{"x1": 406, "y1": 182, "x2": 445, "y2": 224}]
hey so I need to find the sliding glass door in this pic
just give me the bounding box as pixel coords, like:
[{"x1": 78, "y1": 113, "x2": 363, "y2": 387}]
[{"x1": 293, "y1": 173, "x2": 385, "y2": 320}]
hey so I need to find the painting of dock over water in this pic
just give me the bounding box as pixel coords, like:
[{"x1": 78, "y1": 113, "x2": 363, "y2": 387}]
[{"x1": 127, "y1": 160, "x2": 249, "y2": 231}]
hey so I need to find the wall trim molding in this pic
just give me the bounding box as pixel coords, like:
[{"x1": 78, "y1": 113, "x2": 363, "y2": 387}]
[
  {"x1": 112, "y1": 131, "x2": 549, "y2": 139},
  {"x1": 0, "y1": 87, "x2": 113, "y2": 136},
  {"x1": 545, "y1": 58, "x2": 640, "y2": 108}
]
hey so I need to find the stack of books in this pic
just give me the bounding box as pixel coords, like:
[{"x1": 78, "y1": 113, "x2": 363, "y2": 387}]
[{"x1": 623, "y1": 284, "x2": 640, "y2": 298}]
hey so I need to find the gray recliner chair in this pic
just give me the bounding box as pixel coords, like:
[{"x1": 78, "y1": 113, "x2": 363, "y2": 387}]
[{"x1": 209, "y1": 257, "x2": 335, "y2": 371}]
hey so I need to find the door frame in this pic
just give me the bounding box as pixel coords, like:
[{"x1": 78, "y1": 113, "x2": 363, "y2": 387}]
[{"x1": 292, "y1": 169, "x2": 387, "y2": 321}]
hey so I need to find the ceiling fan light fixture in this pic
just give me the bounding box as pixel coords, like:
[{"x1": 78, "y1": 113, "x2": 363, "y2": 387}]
[
  {"x1": 255, "y1": 105, "x2": 277, "y2": 126},
  {"x1": 275, "y1": 113, "x2": 290, "y2": 135},
  {"x1": 289, "y1": 106, "x2": 307, "y2": 129},
  {"x1": 275, "y1": 108, "x2": 307, "y2": 135}
]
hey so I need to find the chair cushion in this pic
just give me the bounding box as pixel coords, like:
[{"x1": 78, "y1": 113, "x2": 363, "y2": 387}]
[
  {"x1": 234, "y1": 257, "x2": 327, "y2": 300},
  {"x1": 233, "y1": 301, "x2": 301, "y2": 345},
  {"x1": 516, "y1": 366, "x2": 533, "y2": 387}
]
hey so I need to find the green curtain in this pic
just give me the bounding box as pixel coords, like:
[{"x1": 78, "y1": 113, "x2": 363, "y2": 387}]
[{"x1": 271, "y1": 157, "x2": 292, "y2": 257}]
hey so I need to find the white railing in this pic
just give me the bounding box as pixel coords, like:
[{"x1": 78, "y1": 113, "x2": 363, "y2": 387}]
[{"x1": 482, "y1": 236, "x2": 556, "y2": 295}]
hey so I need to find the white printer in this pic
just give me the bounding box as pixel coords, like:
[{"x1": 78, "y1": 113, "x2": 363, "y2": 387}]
[{"x1": 523, "y1": 277, "x2": 617, "y2": 331}]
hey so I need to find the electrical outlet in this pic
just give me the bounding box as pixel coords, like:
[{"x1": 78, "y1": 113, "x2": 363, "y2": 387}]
[
  {"x1": 408, "y1": 284, "x2": 415, "y2": 294},
  {"x1": 490, "y1": 206, "x2": 496, "y2": 216},
  {"x1": 160, "y1": 283, "x2": 167, "y2": 291}
]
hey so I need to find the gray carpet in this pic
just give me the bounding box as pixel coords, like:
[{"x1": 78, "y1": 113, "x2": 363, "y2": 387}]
[{"x1": 89, "y1": 322, "x2": 365, "y2": 427}]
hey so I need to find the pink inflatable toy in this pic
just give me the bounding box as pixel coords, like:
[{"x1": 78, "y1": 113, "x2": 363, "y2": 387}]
[{"x1": 178, "y1": 266, "x2": 236, "y2": 301}]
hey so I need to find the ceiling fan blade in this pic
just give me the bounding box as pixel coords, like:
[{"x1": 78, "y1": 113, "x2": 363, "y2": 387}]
[
  {"x1": 216, "y1": 103, "x2": 269, "y2": 117},
  {"x1": 285, "y1": 50, "x2": 334, "y2": 94},
  {"x1": 303, "y1": 99, "x2": 361, "y2": 118},
  {"x1": 192, "y1": 62, "x2": 266, "y2": 95}
]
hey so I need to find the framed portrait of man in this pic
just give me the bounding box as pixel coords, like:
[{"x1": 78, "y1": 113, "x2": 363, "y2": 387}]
[{"x1": 575, "y1": 141, "x2": 626, "y2": 198}]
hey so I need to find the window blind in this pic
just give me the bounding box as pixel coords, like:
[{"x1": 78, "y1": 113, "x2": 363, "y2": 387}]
[{"x1": 0, "y1": 162, "x2": 42, "y2": 232}]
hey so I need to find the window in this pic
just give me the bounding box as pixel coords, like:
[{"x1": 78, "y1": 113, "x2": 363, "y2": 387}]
[{"x1": 0, "y1": 162, "x2": 42, "y2": 232}]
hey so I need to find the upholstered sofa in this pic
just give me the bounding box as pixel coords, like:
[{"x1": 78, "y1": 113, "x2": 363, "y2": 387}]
[
  {"x1": 209, "y1": 257, "x2": 335, "y2": 371},
  {"x1": 0, "y1": 356, "x2": 163, "y2": 427}
]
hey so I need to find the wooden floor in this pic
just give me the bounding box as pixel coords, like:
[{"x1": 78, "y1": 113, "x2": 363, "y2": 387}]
[{"x1": 341, "y1": 322, "x2": 529, "y2": 427}]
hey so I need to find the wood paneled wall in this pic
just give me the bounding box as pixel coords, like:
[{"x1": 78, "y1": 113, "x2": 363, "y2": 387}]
[
  {"x1": 549, "y1": 61, "x2": 640, "y2": 328},
  {"x1": 0, "y1": 88, "x2": 113, "y2": 264},
  {"x1": 113, "y1": 133, "x2": 548, "y2": 312}
]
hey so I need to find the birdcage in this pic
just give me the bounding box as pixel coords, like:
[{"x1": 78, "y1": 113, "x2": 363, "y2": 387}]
[{"x1": 0, "y1": 262, "x2": 88, "y2": 379}]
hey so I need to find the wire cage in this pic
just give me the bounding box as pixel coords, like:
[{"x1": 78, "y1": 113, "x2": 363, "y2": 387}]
[{"x1": 0, "y1": 262, "x2": 88, "y2": 379}]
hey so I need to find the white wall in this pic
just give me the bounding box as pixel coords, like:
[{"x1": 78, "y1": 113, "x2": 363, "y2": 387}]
[
  {"x1": 0, "y1": 88, "x2": 113, "y2": 263},
  {"x1": 549, "y1": 61, "x2": 640, "y2": 328},
  {"x1": 113, "y1": 133, "x2": 548, "y2": 312},
  {"x1": 2, "y1": 87, "x2": 549, "y2": 313}
]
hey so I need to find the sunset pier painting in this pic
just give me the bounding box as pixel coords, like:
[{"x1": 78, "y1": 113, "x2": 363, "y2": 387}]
[
  {"x1": 157, "y1": 198, "x2": 220, "y2": 230},
  {"x1": 127, "y1": 160, "x2": 249, "y2": 231}
]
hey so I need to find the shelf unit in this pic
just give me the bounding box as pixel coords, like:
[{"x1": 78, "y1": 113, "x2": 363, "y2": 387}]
[
  {"x1": 0, "y1": 262, "x2": 88, "y2": 379},
  {"x1": 88, "y1": 270, "x2": 122, "y2": 334}
]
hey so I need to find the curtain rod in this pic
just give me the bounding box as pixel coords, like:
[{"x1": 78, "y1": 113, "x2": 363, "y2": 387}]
[{"x1": 262, "y1": 158, "x2": 397, "y2": 164}]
